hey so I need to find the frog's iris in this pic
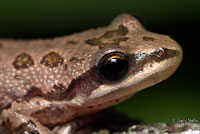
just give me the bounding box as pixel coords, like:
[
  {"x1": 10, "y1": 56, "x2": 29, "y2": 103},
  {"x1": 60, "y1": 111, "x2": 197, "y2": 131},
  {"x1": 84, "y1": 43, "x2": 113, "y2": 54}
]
[{"x1": 97, "y1": 51, "x2": 129, "y2": 82}]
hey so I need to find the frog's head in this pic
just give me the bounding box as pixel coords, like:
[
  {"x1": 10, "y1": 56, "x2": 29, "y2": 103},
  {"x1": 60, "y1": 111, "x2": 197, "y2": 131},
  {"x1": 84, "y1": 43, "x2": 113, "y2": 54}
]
[{"x1": 68, "y1": 14, "x2": 182, "y2": 111}]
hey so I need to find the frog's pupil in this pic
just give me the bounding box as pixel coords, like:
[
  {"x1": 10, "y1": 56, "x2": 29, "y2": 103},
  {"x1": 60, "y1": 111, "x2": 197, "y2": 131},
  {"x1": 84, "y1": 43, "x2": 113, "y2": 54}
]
[
  {"x1": 98, "y1": 52, "x2": 129, "y2": 81},
  {"x1": 107, "y1": 58, "x2": 126, "y2": 78}
]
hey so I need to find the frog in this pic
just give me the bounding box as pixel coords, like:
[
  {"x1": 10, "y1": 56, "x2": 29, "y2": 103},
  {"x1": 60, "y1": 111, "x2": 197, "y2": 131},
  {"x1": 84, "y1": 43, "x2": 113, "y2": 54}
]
[{"x1": 0, "y1": 14, "x2": 182, "y2": 134}]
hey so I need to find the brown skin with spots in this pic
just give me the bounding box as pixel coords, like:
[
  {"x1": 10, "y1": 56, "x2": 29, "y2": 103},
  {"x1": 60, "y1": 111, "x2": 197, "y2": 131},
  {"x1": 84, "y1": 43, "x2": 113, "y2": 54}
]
[
  {"x1": 13, "y1": 53, "x2": 34, "y2": 69},
  {"x1": 85, "y1": 25, "x2": 129, "y2": 48},
  {"x1": 0, "y1": 14, "x2": 182, "y2": 134},
  {"x1": 41, "y1": 52, "x2": 64, "y2": 68}
]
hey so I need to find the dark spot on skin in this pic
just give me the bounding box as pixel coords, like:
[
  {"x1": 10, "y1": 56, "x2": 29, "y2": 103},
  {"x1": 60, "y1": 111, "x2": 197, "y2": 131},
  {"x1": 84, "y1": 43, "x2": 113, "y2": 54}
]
[
  {"x1": 71, "y1": 112, "x2": 80, "y2": 120},
  {"x1": 75, "y1": 112, "x2": 79, "y2": 116},
  {"x1": 24, "y1": 87, "x2": 43, "y2": 100},
  {"x1": 3, "y1": 119, "x2": 12, "y2": 132},
  {"x1": 101, "y1": 25, "x2": 128, "y2": 38},
  {"x1": 64, "y1": 67, "x2": 103, "y2": 100},
  {"x1": 1, "y1": 122, "x2": 6, "y2": 127},
  {"x1": 14, "y1": 120, "x2": 39, "y2": 134},
  {"x1": 143, "y1": 36, "x2": 155, "y2": 41},
  {"x1": 36, "y1": 101, "x2": 40, "y2": 105},
  {"x1": 131, "y1": 48, "x2": 179, "y2": 73},
  {"x1": 13, "y1": 53, "x2": 34, "y2": 69},
  {"x1": 85, "y1": 25, "x2": 129, "y2": 49},
  {"x1": 16, "y1": 100, "x2": 21, "y2": 103},
  {"x1": 0, "y1": 43, "x2": 3, "y2": 48},
  {"x1": 44, "y1": 83, "x2": 69, "y2": 100},
  {"x1": 24, "y1": 79, "x2": 32, "y2": 87},
  {"x1": 87, "y1": 106, "x2": 94, "y2": 109},
  {"x1": 67, "y1": 40, "x2": 79, "y2": 44},
  {"x1": 98, "y1": 37, "x2": 129, "y2": 49},
  {"x1": 97, "y1": 104, "x2": 102, "y2": 106},
  {"x1": 14, "y1": 75, "x2": 23, "y2": 80},
  {"x1": 112, "y1": 37, "x2": 129, "y2": 42},
  {"x1": 69, "y1": 57, "x2": 84, "y2": 63},
  {"x1": 72, "y1": 114, "x2": 76, "y2": 118},
  {"x1": 3, "y1": 103, "x2": 12, "y2": 110},
  {"x1": 64, "y1": 64, "x2": 68, "y2": 71},
  {"x1": 41, "y1": 52, "x2": 64, "y2": 68}
]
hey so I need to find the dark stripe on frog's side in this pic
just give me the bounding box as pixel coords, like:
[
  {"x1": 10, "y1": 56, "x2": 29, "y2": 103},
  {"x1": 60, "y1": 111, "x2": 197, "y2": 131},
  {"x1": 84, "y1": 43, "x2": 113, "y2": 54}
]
[
  {"x1": 23, "y1": 68, "x2": 103, "y2": 101},
  {"x1": 59, "y1": 67, "x2": 103, "y2": 100},
  {"x1": 85, "y1": 25, "x2": 129, "y2": 49},
  {"x1": 24, "y1": 87, "x2": 43, "y2": 100},
  {"x1": 23, "y1": 48, "x2": 179, "y2": 101},
  {"x1": 24, "y1": 84, "x2": 70, "y2": 101},
  {"x1": 45, "y1": 83, "x2": 71, "y2": 100}
]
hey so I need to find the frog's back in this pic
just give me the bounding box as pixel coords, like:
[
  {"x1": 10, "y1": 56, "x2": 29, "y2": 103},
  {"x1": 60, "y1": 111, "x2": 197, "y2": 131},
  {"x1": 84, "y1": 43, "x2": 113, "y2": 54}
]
[{"x1": 0, "y1": 31, "x2": 103, "y2": 109}]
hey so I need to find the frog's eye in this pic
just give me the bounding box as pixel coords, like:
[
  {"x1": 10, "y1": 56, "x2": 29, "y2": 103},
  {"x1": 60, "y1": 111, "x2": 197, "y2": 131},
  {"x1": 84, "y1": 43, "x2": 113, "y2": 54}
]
[{"x1": 97, "y1": 52, "x2": 129, "y2": 82}]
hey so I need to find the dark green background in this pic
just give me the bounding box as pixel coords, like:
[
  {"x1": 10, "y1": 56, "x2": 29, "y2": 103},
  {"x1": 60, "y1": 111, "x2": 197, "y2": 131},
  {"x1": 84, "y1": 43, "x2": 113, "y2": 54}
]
[{"x1": 0, "y1": 0, "x2": 199, "y2": 124}]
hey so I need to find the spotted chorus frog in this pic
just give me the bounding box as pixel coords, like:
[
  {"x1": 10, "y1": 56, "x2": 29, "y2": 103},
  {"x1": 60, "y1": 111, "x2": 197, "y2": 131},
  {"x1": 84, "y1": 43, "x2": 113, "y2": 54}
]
[{"x1": 0, "y1": 14, "x2": 182, "y2": 134}]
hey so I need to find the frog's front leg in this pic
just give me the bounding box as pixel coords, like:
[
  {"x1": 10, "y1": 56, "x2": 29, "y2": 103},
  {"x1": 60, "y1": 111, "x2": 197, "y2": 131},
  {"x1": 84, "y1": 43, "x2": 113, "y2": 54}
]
[
  {"x1": 1, "y1": 98, "x2": 54, "y2": 134},
  {"x1": 1, "y1": 97, "x2": 98, "y2": 134}
]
